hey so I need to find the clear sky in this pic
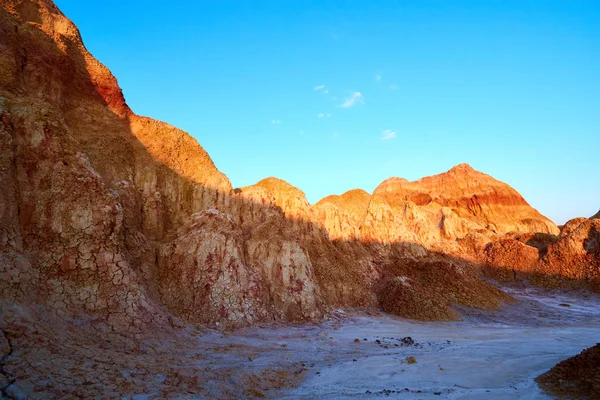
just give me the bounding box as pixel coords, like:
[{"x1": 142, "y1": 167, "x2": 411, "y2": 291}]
[{"x1": 55, "y1": 0, "x2": 599, "y2": 224}]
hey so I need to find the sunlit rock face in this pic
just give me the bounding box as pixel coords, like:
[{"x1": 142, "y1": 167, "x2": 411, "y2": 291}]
[
  {"x1": 245, "y1": 164, "x2": 558, "y2": 251},
  {"x1": 359, "y1": 163, "x2": 558, "y2": 246},
  {"x1": 0, "y1": 0, "x2": 593, "y2": 341}
]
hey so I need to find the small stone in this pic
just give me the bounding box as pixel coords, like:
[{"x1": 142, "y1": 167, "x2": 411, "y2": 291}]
[
  {"x1": 405, "y1": 356, "x2": 417, "y2": 364},
  {"x1": 400, "y1": 337, "x2": 415, "y2": 345}
]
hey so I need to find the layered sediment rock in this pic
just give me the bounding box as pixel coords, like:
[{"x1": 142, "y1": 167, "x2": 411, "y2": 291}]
[
  {"x1": 360, "y1": 163, "x2": 558, "y2": 246},
  {"x1": 0, "y1": 0, "x2": 586, "y2": 342},
  {"x1": 1, "y1": 2, "x2": 597, "y2": 399}
]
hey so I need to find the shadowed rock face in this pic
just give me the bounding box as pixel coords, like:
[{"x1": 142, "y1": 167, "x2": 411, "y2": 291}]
[{"x1": 0, "y1": 0, "x2": 591, "y2": 344}]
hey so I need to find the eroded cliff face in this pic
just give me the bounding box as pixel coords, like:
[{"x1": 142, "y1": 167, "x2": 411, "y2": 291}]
[
  {"x1": 0, "y1": 0, "x2": 590, "y2": 346},
  {"x1": 0, "y1": 0, "x2": 231, "y2": 334}
]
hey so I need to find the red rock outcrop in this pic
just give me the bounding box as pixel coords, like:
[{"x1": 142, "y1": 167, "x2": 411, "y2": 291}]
[{"x1": 360, "y1": 163, "x2": 558, "y2": 247}]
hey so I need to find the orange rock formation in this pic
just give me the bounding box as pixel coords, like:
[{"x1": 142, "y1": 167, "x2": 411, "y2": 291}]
[
  {"x1": 0, "y1": 0, "x2": 595, "y2": 340},
  {"x1": 1, "y1": 1, "x2": 598, "y2": 398}
]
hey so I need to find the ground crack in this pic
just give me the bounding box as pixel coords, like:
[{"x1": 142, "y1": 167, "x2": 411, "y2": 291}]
[{"x1": 0, "y1": 328, "x2": 16, "y2": 399}]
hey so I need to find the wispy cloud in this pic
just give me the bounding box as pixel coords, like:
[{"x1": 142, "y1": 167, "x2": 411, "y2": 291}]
[
  {"x1": 381, "y1": 129, "x2": 396, "y2": 140},
  {"x1": 271, "y1": 120, "x2": 281, "y2": 124},
  {"x1": 341, "y1": 92, "x2": 363, "y2": 108},
  {"x1": 389, "y1": 84, "x2": 398, "y2": 91},
  {"x1": 314, "y1": 85, "x2": 329, "y2": 95},
  {"x1": 317, "y1": 113, "x2": 332, "y2": 118},
  {"x1": 375, "y1": 74, "x2": 382, "y2": 82}
]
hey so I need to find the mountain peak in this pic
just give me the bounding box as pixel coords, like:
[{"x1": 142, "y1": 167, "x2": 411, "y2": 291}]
[{"x1": 448, "y1": 163, "x2": 476, "y2": 174}]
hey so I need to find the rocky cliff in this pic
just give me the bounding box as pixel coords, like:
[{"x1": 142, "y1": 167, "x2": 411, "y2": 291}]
[{"x1": 0, "y1": 0, "x2": 590, "y2": 344}]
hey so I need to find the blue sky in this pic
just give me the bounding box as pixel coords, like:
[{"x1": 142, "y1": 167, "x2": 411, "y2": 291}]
[{"x1": 55, "y1": 0, "x2": 599, "y2": 224}]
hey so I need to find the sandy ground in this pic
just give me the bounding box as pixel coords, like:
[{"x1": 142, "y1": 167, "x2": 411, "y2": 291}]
[
  {"x1": 3, "y1": 286, "x2": 599, "y2": 399},
  {"x1": 217, "y1": 285, "x2": 600, "y2": 399}
]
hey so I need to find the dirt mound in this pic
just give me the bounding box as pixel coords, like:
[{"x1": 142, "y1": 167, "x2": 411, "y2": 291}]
[
  {"x1": 483, "y1": 239, "x2": 540, "y2": 281},
  {"x1": 537, "y1": 343, "x2": 600, "y2": 400},
  {"x1": 378, "y1": 253, "x2": 511, "y2": 320}
]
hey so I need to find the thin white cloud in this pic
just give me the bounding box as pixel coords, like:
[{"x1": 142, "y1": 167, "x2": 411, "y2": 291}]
[
  {"x1": 317, "y1": 113, "x2": 332, "y2": 118},
  {"x1": 381, "y1": 129, "x2": 396, "y2": 140},
  {"x1": 271, "y1": 120, "x2": 281, "y2": 124},
  {"x1": 389, "y1": 84, "x2": 398, "y2": 91},
  {"x1": 375, "y1": 74, "x2": 382, "y2": 82},
  {"x1": 314, "y1": 85, "x2": 329, "y2": 95},
  {"x1": 300, "y1": 129, "x2": 305, "y2": 135},
  {"x1": 341, "y1": 91, "x2": 363, "y2": 108}
]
